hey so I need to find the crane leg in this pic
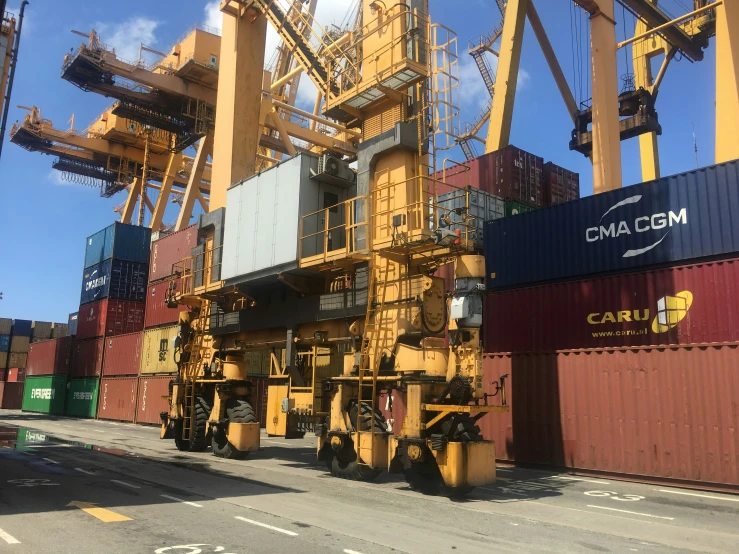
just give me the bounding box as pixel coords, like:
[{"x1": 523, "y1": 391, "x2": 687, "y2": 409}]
[{"x1": 716, "y1": 0, "x2": 739, "y2": 164}]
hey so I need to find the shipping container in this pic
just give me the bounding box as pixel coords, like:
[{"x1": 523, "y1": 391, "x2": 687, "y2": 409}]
[
  {"x1": 543, "y1": 161, "x2": 580, "y2": 205},
  {"x1": 26, "y1": 336, "x2": 74, "y2": 376},
  {"x1": 68, "y1": 312, "x2": 79, "y2": 336},
  {"x1": 0, "y1": 317, "x2": 11, "y2": 335},
  {"x1": 144, "y1": 279, "x2": 190, "y2": 328},
  {"x1": 84, "y1": 221, "x2": 152, "y2": 269},
  {"x1": 250, "y1": 376, "x2": 269, "y2": 428},
  {"x1": 98, "y1": 377, "x2": 138, "y2": 422},
  {"x1": 0, "y1": 382, "x2": 24, "y2": 409},
  {"x1": 135, "y1": 375, "x2": 171, "y2": 425},
  {"x1": 30, "y1": 321, "x2": 52, "y2": 342},
  {"x1": 434, "y1": 187, "x2": 505, "y2": 248},
  {"x1": 22, "y1": 375, "x2": 67, "y2": 414},
  {"x1": 65, "y1": 377, "x2": 100, "y2": 418},
  {"x1": 0, "y1": 352, "x2": 7, "y2": 370},
  {"x1": 140, "y1": 325, "x2": 179, "y2": 374},
  {"x1": 482, "y1": 345, "x2": 739, "y2": 488},
  {"x1": 70, "y1": 338, "x2": 105, "y2": 378},
  {"x1": 7, "y1": 368, "x2": 25, "y2": 382},
  {"x1": 80, "y1": 259, "x2": 149, "y2": 305},
  {"x1": 378, "y1": 388, "x2": 407, "y2": 434},
  {"x1": 149, "y1": 225, "x2": 198, "y2": 283},
  {"x1": 8, "y1": 352, "x2": 27, "y2": 369},
  {"x1": 11, "y1": 319, "x2": 32, "y2": 337},
  {"x1": 51, "y1": 323, "x2": 69, "y2": 339},
  {"x1": 102, "y1": 332, "x2": 142, "y2": 376},
  {"x1": 0, "y1": 334, "x2": 9, "y2": 352},
  {"x1": 9, "y1": 335, "x2": 29, "y2": 353},
  {"x1": 485, "y1": 159, "x2": 739, "y2": 290},
  {"x1": 504, "y1": 200, "x2": 535, "y2": 217},
  {"x1": 485, "y1": 258, "x2": 739, "y2": 353},
  {"x1": 76, "y1": 298, "x2": 146, "y2": 340}
]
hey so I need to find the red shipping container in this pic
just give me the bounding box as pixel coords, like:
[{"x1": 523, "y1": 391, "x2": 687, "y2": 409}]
[
  {"x1": 26, "y1": 336, "x2": 74, "y2": 376},
  {"x1": 485, "y1": 258, "x2": 739, "y2": 353},
  {"x1": 543, "y1": 161, "x2": 579, "y2": 206},
  {"x1": 482, "y1": 345, "x2": 739, "y2": 488},
  {"x1": 77, "y1": 298, "x2": 146, "y2": 340},
  {"x1": 98, "y1": 377, "x2": 138, "y2": 422},
  {"x1": 102, "y1": 332, "x2": 143, "y2": 376},
  {"x1": 378, "y1": 388, "x2": 407, "y2": 434},
  {"x1": 149, "y1": 225, "x2": 198, "y2": 283},
  {"x1": 0, "y1": 382, "x2": 24, "y2": 409},
  {"x1": 7, "y1": 368, "x2": 25, "y2": 382},
  {"x1": 136, "y1": 375, "x2": 173, "y2": 425},
  {"x1": 144, "y1": 279, "x2": 190, "y2": 328},
  {"x1": 70, "y1": 338, "x2": 105, "y2": 377}
]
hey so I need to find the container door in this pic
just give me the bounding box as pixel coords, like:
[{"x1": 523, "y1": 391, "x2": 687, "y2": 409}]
[
  {"x1": 266, "y1": 383, "x2": 288, "y2": 436},
  {"x1": 318, "y1": 184, "x2": 346, "y2": 255}
]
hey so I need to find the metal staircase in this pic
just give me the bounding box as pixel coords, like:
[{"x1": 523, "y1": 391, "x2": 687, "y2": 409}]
[
  {"x1": 180, "y1": 302, "x2": 212, "y2": 441},
  {"x1": 457, "y1": 99, "x2": 492, "y2": 160}
]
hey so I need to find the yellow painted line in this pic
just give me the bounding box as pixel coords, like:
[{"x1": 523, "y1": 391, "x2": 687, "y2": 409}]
[{"x1": 67, "y1": 501, "x2": 132, "y2": 522}]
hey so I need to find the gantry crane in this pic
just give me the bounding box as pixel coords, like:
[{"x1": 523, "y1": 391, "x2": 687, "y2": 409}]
[{"x1": 0, "y1": 1, "x2": 28, "y2": 162}]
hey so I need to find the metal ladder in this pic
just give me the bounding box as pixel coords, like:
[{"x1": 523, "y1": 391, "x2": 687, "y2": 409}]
[{"x1": 180, "y1": 301, "x2": 211, "y2": 440}]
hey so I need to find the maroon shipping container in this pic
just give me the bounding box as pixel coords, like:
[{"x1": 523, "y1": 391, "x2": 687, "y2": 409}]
[
  {"x1": 482, "y1": 345, "x2": 739, "y2": 488},
  {"x1": 149, "y1": 225, "x2": 198, "y2": 283},
  {"x1": 102, "y1": 332, "x2": 143, "y2": 376},
  {"x1": 378, "y1": 388, "x2": 407, "y2": 434},
  {"x1": 77, "y1": 298, "x2": 146, "y2": 340},
  {"x1": 135, "y1": 375, "x2": 173, "y2": 425},
  {"x1": 7, "y1": 368, "x2": 25, "y2": 382},
  {"x1": 26, "y1": 336, "x2": 74, "y2": 376},
  {"x1": 543, "y1": 161, "x2": 580, "y2": 206},
  {"x1": 0, "y1": 382, "x2": 24, "y2": 409},
  {"x1": 70, "y1": 338, "x2": 105, "y2": 378},
  {"x1": 485, "y1": 258, "x2": 739, "y2": 353},
  {"x1": 144, "y1": 280, "x2": 190, "y2": 328},
  {"x1": 433, "y1": 146, "x2": 544, "y2": 207},
  {"x1": 98, "y1": 377, "x2": 138, "y2": 422}
]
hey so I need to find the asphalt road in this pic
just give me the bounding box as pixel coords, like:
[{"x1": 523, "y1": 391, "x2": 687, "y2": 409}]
[{"x1": 1, "y1": 409, "x2": 738, "y2": 553}]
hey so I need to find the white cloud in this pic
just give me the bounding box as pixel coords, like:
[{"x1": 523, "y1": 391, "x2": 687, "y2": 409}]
[
  {"x1": 48, "y1": 170, "x2": 67, "y2": 186},
  {"x1": 204, "y1": 1, "x2": 222, "y2": 31},
  {"x1": 517, "y1": 68, "x2": 531, "y2": 91},
  {"x1": 458, "y1": 54, "x2": 493, "y2": 112},
  {"x1": 96, "y1": 17, "x2": 160, "y2": 63},
  {"x1": 6, "y1": 5, "x2": 33, "y2": 37}
]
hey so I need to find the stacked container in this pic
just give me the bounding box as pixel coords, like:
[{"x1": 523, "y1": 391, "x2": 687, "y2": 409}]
[
  {"x1": 22, "y1": 336, "x2": 75, "y2": 415},
  {"x1": 543, "y1": 162, "x2": 580, "y2": 206},
  {"x1": 482, "y1": 159, "x2": 739, "y2": 489},
  {"x1": 7, "y1": 319, "x2": 31, "y2": 373},
  {"x1": 0, "y1": 317, "x2": 10, "y2": 381}
]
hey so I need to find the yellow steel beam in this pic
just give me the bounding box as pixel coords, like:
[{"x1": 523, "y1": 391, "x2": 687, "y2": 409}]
[
  {"x1": 176, "y1": 133, "x2": 212, "y2": 231},
  {"x1": 486, "y1": 0, "x2": 528, "y2": 152},
  {"x1": 716, "y1": 0, "x2": 739, "y2": 163},
  {"x1": 268, "y1": 108, "x2": 298, "y2": 157},
  {"x1": 120, "y1": 179, "x2": 141, "y2": 224},
  {"x1": 150, "y1": 151, "x2": 183, "y2": 231}
]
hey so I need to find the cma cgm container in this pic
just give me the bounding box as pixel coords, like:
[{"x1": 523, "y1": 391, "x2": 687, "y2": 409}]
[
  {"x1": 22, "y1": 375, "x2": 67, "y2": 415},
  {"x1": 80, "y1": 259, "x2": 149, "y2": 305},
  {"x1": 102, "y1": 332, "x2": 142, "y2": 376},
  {"x1": 68, "y1": 312, "x2": 79, "y2": 336},
  {"x1": 135, "y1": 375, "x2": 172, "y2": 424},
  {"x1": 144, "y1": 279, "x2": 190, "y2": 328},
  {"x1": 485, "y1": 258, "x2": 739, "y2": 352},
  {"x1": 485, "y1": 159, "x2": 739, "y2": 290},
  {"x1": 543, "y1": 162, "x2": 579, "y2": 205},
  {"x1": 26, "y1": 336, "x2": 74, "y2": 376},
  {"x1": 65, "y1": 377, "x2": 100, "y2": 418},
  {"x1": 70, "y1": 338, "x2": 105, "y2": 378},
  {"x1": 84, "y1": 222, "x2": 152, "y2": 269},
  {"x1": 140, "y1": 325, "x2": 178, "y2": 374},
  {"x1": 98, "y1": 377, "x2": 138, "y2": 422},
  {"x1": 149, "y1": 225, "x2": 198, "y2": 283},
  {"x1": 0, "y1": 382, "x2": 24, "y2": 409},
  {"x1": 76, "y1": 299, "x2": 145, "y2": 340}
]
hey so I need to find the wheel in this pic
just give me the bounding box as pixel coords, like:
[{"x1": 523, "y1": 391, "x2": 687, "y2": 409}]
[
  {"x1": 189, "y1": 396, "x2": 212, "y2": 452},
  {"x1": 349, "y1": 402, "x2": 387, "y2": 432},
  {"x1": 173, "y1": 419, "x2": 189, "y2": 452},
  {"x1": 212, "y1": 398, "x2": 257, "y2": 460},
  {"x1": 325, "y1": 403, "x2": 385, "y2": 481}
]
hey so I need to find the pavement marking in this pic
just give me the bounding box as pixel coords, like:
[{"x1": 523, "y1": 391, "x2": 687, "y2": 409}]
[
  {"x1": 547, "y1": 476, "x2": 611, "y2": 484},
  {"x1": 74, "y1": 468, "x2": 97, "y2": 475},
  {"x1": 0, "y1": 528, "x2": 20, "y2": 544},
  {"x1": 160, "y1": 494, "x2": 203, "y2": 508},
  {"x1": 344, "y1": 550, "x2": 364, "y2": 554},
  {"x1": 656, "y1": 488, "x2": 739, "y2": 503},
  {"x1": 261, "y1": 439, "x2": 293, "y2": 446},
  {"x1": 300, "y1": 452, "x2": 315, "y2": 456},
  {"x1": 587, "y1": 505, "x2": 674, "y2": 520},
  {"x1": 67, "y1": 501, "x2": 132, "y2": 523},
  {"x1": 235, "y1": 516, "x2": 298, "y2": 536},
  {"x1": 111, "y1": 479, "x2": 141, "y2": 489},
  {"x1": 42, "y1": 458, "x2": 59, "y2": 464}
]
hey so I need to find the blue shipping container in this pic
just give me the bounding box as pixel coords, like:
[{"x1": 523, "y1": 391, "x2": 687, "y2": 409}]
[
  {"x1": 11, "y1": 319, "x2": 32, "y2": 337},
  {"x1": 485, "y1": 160, "x2": 739, "y2": 290},
  {"x1": 80, "y1": 259, "x2": 149, "y2": 305},
  {"x1": 68, "y1": 313, "x2": 79, "y2": 336},
  {"x1": 0, "y1": 335, "x2": 10, "y2": 352},
  {"x1": 84, "y1": 222, "x2": 152, "y2": 269}
]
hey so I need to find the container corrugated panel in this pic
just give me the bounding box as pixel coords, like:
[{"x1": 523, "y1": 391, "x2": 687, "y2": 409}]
[
  {"x1": 51, "y1": 323, "x2": 69, "y2": 339},
  {"x1": 22, "y1": 375, "x2": 67, "y2": 414},
  {"x1": 7, "y1": 368, "x2": 25, "y2": 382},
  {"x1": 504, "y1": 200, "x2": 535, "y2": 217},
  {"x1": 26, "y1": 336, "x2": 74, "y2": 376},
  {"x1": 0, "y1": 335, "x2": 9, "y2": 352},
  {"x1": 84, "y1": 222, "x2": 152, "y2": 269},
  {"x1": 68, "y1": 312, "x2": 79, "y2": 336},
  {"x1": 102, "y1": 332, "x2": 142, "y2": 376},
  {"x1": 31, "y1": 321, "x2": 52, "y2": 342},
  {"x1": 543, "y1": 162, "x2": 580, "y2": 206},
  {"x1": 485, "y1": 159, "x2": 739, "y2": 290},
  {"x1": 135, "y1": 375, "x2": 171, "y2": 425},
  {"x1": 140, "y1": 325, "x2": 178, "y2": 374},
  {"x1": 378, "y1": 388, "x2": 406, "y2": 434},
  {"x1": 11, "y1": 319, "x2": 32, "y2": 337},
  {"x1": 435, "y1": 188, "x2": 505, "y2": 247},
  {"x1": 8, "y1": 353, "x2": 27, "y2": 369},
  {"x1": 65, "y1": 377, "x2": 100, "y2": 418},
  {"x1": 0, "y1": 318, "x2": 11, "y2": 335},
  {"x1": 250, "y1": 376, "x2": 269, "y2": 428},
  {"x1": 485, "y1": 258, "x2": 739, "y2": 352},
  {"x1": 149, "y1": 225, "x2": 198, "y2": 283},
  {"x1": 80, "y1": 259, "x2": 149, "y2": 305},
  {"x1": 144, "y1": 279, "x2": 190, "y2": 328},
  {"x1": 98, "y1": 377, "x2": 138, "y2": 422},
  {"x1": 0, "y1": 352, "x2": 7, "y2": 369},
  {"x1": 10, "y1": 335, "x2": 29, "y2": 353},
  {"x1": 76, "y1": 299, "x2": 146, "y2": 340},
  {"x1": 482, "y1": 345, "x2": 739, "y2": 487},
  {"x1": 0, "y1": 382, "x2": 24, "y2": 409},
  {"x1": 70, "y1": 338, "x2": 105, "y2": 378}
]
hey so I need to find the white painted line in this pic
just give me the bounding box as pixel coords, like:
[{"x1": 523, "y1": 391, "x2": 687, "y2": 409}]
[
  {"x1": 111, "y1": 480, "x2": 141, "y2": 489},
  {"x1": 300, "y1": 453, "x2": 315, "y2": 456},
  {"x1": 587, "y1": 505, "x2": 674, "y2": 520},
  {"x1": 235, "y1": 516, "x2": 298, "y2": 536},
  {"x1": 546, "y1": 476, "x2": 611, "y2": 484},
  {"x1": 656, "y1": 489, "x2": 739, "y2": 502},
  {"x1": 93, "y1": 430, "x2": 105, "y2": 433},
  {"x1": 42, "y1": 458, "x2": 59, "y2": 464},
  {"x1": 74, "y1": 468, "x2": 96, "y2": 475},
  {"x1": 344, "y1": 550, "x2": 364, "y2": 554},
  {"x1": 160, "y1": 494, "x2": 203, "y2": 508},
  {"x1": 496, "y1": 468, "x2": 513, "y2": 473},
  {"x1": 0, "y1": 528, "x2": 20, "y2": 544},
  {"x1": 261, "y1": 439, "x2": 293, "y2": 446}
]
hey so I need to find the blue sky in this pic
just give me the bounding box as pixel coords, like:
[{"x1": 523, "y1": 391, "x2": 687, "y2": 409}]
[{"x1": 0, "y1": 0, "x2": 718, "y2": 322}]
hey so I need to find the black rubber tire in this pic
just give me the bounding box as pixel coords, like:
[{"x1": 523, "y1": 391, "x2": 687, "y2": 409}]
[
  {"x1": 212, "y1": 398, "x2": 256, "y2": 460},
  {"x1": 173, "y1": 419, "x2": 189, "y2": 452},
  {"x1": 349, "y1": 402, "x2": 387, "y2": 433},
  {"x1": 189, "y1": 396, "x2": 212, "y2": 452},
  {"x1": 325, "y1": 404, "x2": 385, "y2": 481}
]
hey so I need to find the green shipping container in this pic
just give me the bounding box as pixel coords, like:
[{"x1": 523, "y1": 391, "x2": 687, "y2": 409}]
[
  {"x1": 22, "y1": 375, "x2": 68, "y2": 415},
  {"x1": 66, "y1": 378, "x2": 100, "y2": 418},
  {"x1": 504, "y1": 201, "x2": 535, "y2": 217}
]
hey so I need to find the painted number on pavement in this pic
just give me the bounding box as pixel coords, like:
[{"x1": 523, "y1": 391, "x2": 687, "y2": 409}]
[
  {"x1": 584, "y1": 490, "x2": 645, "y2": 501},
  {"x1": 155, "y1": 546, "x2": 237, "y2": 554},
  {"x1": 7, "y1": 479, "x2": 60, "y2": 487}
]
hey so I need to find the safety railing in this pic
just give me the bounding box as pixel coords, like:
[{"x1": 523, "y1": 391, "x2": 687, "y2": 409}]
[{"x1": 173, "y1": 245, "x2": 224, "y2": 298}]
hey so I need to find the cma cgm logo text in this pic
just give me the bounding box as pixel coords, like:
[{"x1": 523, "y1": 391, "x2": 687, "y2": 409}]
[
  {"x1": 587, "y1": 291, "x2": 693, "y2": 333},
  {"x1": 585, "y1": 195, "x2": 688, "y2": 258},
  {"x1": 31, "y1": 388, "x2": 55, "y2": 400}
]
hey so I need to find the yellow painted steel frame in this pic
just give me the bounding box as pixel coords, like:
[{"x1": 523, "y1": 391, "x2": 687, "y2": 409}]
[
  {"x1": 421, "y1": 404, "x2": 509, "y2": 430},
  {"x1": 716, "y1": 0, "x2": 739, "y2": 163},
  {"x1": 431, "y1": 440, "x2": 497, "y2": 488},
  {"x1": 227, "y1": 423, "x2": 261, "y2": 451}
]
